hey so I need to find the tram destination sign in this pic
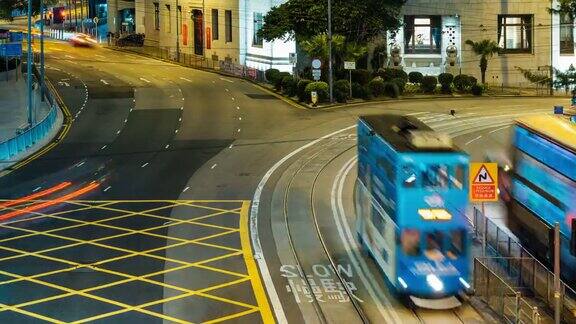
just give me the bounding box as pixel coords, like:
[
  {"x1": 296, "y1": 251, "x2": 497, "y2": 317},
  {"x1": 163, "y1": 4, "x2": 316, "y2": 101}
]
[{"x1": 469, "y1": 162, "x2": 498, "y2": 202}]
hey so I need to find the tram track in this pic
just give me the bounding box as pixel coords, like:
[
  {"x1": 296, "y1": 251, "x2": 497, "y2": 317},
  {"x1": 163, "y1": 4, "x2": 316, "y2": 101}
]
[{"x1": 281, "y1": 131, "x2": 368, "y2": 323}]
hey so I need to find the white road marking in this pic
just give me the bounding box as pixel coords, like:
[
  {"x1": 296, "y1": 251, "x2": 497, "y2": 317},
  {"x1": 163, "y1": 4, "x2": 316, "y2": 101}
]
[
  {"x1": 489, "y1": 125, "x2": 511, "y2": 134},
  {"x1": 175, "y1": 129, "x2": 179, "y2": 133},
  {"x1": 225, "y1": 88, "x2": 230, "y2": 92},
  {"x1": 116, "y1": 130, "x2": 121, "y2": 134},
  {"x1": 165, "y1": 144, "x2": 170, "y2": 149},
  {"x1": 103, "y1": 186, "x2": 112, "y2": 192},
  {"x1": 405, "y1": 111, "x2": 430, "y2": 116},
  {"x1": 210, "y1": 164, "x2": 218, "y2": 169},
  {"x1": 238, "y1": 117, "x2": 242, "y2": 121},
  {"x1": 229, "y1": 144, "x2": 234, "y2": 148},
  {"x1": 178, "y1": 118, "x2": 182, "y2": 122},
  {"x1": 139, "y1": 77, "x2": 151, "y2": 83},
  {"x1": 465, "y1": 135, "x2": 483, "y2": 146},
  {"x1": 179, "y1": 77, "x2": 192, "y2": 82},
  {"x1": 76, "y1": 161, "x2": 85, "y2": 168},
  {"x1": 332, "y1": 157, "x2": 401, "y2": 322},
  {"x1": 65, "y1": 54, "x2": 75, "y2": 59},
  {"x1": 236, "y1": 106, "x2": 240, "y2": 110},
  {"x1": 231, "y1": 97, "x2": 235, "y2": 101},
  {"x1": 33, "y1": 187, "x2": 42, "y2": 192},
  {"x1": 141, "y1": 162, "x2": 149, "y2": 168},
  {"x1": 100, "y1": 79, "x2": 109, "y2": 85},
  {"x1": 237, "y1": 128, "x2": 241, "y2": 133},
  {"x1": 220, "y1": 77, "x2": 234, "y2": 83},
  {"x1": 183, "y1": 186, "x2": 190, "y2": 192},
  {"x1": 249, "y1": 124, "x2": 356, "y2": 324}
]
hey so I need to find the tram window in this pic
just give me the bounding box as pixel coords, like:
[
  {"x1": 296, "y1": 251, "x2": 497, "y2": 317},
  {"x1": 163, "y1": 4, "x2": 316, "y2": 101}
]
[
  {"x1": 401, "y1": 229, "x2": 421, "y2": 256},
  {"x1": 423, "y1": 165, "x2": 449, "y2": 188},
  {"x1": 451, "y1": 165, "x2": 465, "y2": 189},
  {"x1": 371, "y1": 210, "x2": 385, "y2": 234},
  {"x1": 448, "y1": 230, "x2": 465, "y2": 259},
  {"x1": 402, "y1": 165, "x2": 417, "y2": 188},
  {"x1": 425, "y1": 231, "x2": 444, "y2": 259}
]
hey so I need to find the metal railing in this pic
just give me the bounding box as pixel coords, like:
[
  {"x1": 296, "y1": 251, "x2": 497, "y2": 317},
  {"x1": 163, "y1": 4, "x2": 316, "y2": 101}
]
[
  {"x1": 472, "y1": 207, "x2": 576, "y2": 323},
  {"x1": 0, "y1": 64, "x2": 59, "y2": 162},
  {"x1": 108, "y1": 44, "x2": 266, "y2": 82}
]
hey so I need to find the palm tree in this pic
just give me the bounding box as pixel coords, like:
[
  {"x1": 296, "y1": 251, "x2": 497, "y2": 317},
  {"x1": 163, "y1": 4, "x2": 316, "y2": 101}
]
[{"x1": 465, "y1": 39, "x2": 501, "y2": 84}]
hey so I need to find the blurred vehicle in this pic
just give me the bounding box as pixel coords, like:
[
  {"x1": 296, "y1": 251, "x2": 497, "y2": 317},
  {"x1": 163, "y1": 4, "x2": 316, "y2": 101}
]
[
  {"x1": 116, "y1": 33, "x2": 145, "y2": 47},
  {"x1": 485, "y1": 150, "x2": 513, "y2": 202},
  {"x1": 505, "y1": 115, "x2": 576, "y2": 286},
  {"x1": 355, "y1": 114, "x2": 470, "y2": 309},
  {"x1": 69, "y1": 33, "x2": 97, "y2": 47}
]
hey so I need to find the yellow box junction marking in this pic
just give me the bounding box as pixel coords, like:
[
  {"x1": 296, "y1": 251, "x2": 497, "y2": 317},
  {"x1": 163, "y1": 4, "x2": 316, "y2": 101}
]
[{"x1": 0, "y1": 200, "x2": 274, "y2": 323}]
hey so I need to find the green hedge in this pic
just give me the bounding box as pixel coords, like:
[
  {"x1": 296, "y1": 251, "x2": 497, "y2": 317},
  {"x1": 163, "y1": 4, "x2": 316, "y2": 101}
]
[
  {"x1": 304, "y1": 81, "x2": 329, "y2": 103},
  {"x1": 368, "y1": 78, "x2": 386, "y2": 97},
  {"x1": 265, "y1": 68, "x2": 281, "y2": 84},
  {"x1": 297, "y1": 79, "x2": 312, "y2": 102},
  {"x1": 408, "y1": 71, "x2": 424, "y2": 84},
  {"x1": 334, "y1": 79, "x2": 351, "y2": 103},
  {"x1": 421, "y1": 76, "x2": 438, "y2": 93}
]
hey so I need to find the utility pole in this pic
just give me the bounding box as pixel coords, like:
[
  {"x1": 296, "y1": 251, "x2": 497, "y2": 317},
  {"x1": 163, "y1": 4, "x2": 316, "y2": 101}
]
[
  {"x1": 40, "y1": 0, "x2": 45, "y2": 102},
  {"x1": 175, "y1": 0, "x2": 180, "y2": 62},
  {"x1": 80, "y1": 0, "x2": 84, "y2": 32},
  {"x1": 550, "y1": 0, "x2": 554, "y2": 96},
  {"x1": 327, "y1": 0, "x2": 333, "y2": 103},
  {"x1": 26, "y1": 0, "x2": 33, "y2": 126},
  {"x1": 554, "y1": 222, "x2": 561, "y2": 324}
]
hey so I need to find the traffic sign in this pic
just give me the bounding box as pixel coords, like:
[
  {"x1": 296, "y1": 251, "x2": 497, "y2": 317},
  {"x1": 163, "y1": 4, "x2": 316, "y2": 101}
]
[
  {"x1": 344, "y1": 61, "x2": 356, "y2": 70},
  {"x1": 311, "y1": 58, "x2": 322, "y2": 69},
  {"x1": 470, "y1": 162, "x2": 498, "y2": 202},
  {"x1": 312, "y1": 69, "x2": 321, "y2": 81}
]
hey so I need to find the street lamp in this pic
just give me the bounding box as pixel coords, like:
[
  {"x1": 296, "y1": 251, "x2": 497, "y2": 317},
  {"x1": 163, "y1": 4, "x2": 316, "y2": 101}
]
[
  {"x1": 327, "y1": 0, "x2": 333, "y2": 103},
  {"x1": 26, "y1": 0, "x2": 33, "y2": 126},
  {"x1": 40, "y1": 0, "x2": 46, "y2": 101}
]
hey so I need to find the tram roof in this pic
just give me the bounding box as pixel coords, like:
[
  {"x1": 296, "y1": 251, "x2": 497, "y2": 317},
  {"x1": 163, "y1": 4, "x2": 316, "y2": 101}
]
[
  {"x1": 516, "y1": 115, "x2": 576, "y2": 153},
  {"x1": 359, "y1": 114, "x2": 459, "y2": 153}
]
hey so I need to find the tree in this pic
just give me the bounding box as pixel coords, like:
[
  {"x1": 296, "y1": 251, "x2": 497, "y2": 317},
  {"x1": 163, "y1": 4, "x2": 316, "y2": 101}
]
[
  {"x1": 300, "y1": 33, "x2": 366, "y2": 77},
  {"x1": 258, "y1": 0, "x2": 405, "y2": 45},
  {"x1": 550, "y1": 0, "x2": 576, "y2": 19},
  {"x1": 465, "y1": 39, "x2": 501, "y2": 84},
  {"x1": 554, "y1": 65, "x2": 576, "y2": 94}
]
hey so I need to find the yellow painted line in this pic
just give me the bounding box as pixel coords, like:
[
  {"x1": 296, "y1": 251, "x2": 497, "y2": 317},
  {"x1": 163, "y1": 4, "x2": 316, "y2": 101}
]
[{"x1": 240, "y1": 200, "x2": 275, "y2": 323}]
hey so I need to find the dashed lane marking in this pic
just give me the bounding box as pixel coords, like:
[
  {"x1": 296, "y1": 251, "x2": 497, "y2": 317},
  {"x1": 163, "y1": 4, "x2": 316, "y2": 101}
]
[{"x1": 0, "y1": 200, "x2": 274, "y2": 323}]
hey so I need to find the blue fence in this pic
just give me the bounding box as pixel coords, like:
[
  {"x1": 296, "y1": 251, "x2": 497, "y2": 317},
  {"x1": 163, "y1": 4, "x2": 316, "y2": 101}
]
[{"x1": 0, "y1": 100, "x2": 58, "y2": 162}]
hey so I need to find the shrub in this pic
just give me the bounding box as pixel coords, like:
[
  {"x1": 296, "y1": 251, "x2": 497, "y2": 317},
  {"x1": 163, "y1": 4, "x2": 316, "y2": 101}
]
[
  {"x1": 304, "y1": 81, "x2": 329, "y2": 103},
  {"x1": 265, "y1": 68, "x2": 281, "y2": 84},
  {"x1": 352, "y1": 82, "x2": 370, "y2": 99},
  {"x1": 297, "y1": 79, "x2": 312, "y2": 102},
  {"x1": 454, "y1": 74, "x2": 475, "y2": 92},
  {"x1": 275, "y1": 72, "x2": 291, "y2": 90},
  {"x1": 421, "y1": 76, "x2": 438, "y2": 93},
  {"x1": 282, "y1": 75, "x2": 298, "y2": 97},
  {"x1": 351, "y1": 69, "x2": 371, "y2": 85},
  {"x1": 334, "y1": 79, "x2": 351, "y2": 103},
  {"x1": 384, "y1": 82, "x2": 401, "y2": 98},
  {"x1": 368, "y1": 78, "x2": 386, "y2": 97},
  {"x1": 408, "y1": 71, "x2": 424, "y2": 84},
  {"x1": 471, "y1": 84, "x2": 484, "y2": 96},
  {"x1": 391, "y1": 78, "x2": 406, "y2": 95},
  {"x1": 438, "y1": 73, "x2": 454, "y2": 93},
  {"x1": 373, "y1": 68, "x2": 408, "y2": 83},
  {"x1": 404, "y1": 83, "x2": 421, "y2": 94}
]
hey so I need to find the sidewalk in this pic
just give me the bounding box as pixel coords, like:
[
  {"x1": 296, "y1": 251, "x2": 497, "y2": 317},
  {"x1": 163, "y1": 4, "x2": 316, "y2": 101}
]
[{"x1": 0, "y1": 77, "x2": 50, "y2": 142}]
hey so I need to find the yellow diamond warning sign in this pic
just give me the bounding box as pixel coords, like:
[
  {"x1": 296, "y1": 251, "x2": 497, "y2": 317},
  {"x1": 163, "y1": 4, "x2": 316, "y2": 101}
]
[{"x1": 470, "y1": 163, "x2": 498, "y2": 202}]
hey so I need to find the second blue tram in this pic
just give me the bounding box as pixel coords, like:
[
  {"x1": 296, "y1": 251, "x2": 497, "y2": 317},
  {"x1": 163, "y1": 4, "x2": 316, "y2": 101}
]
[{"x1": 355, "y1": 114, "x2": 471, "y2": 308}]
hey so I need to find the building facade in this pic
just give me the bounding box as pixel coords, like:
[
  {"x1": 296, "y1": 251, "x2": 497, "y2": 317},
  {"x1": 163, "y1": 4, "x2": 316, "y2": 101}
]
[
  {"x1": 388, "y1": 0, "x2": 576, "y2": 87},
  {"x1": 110, "y1": 0, "x2": 294, "y2": 70}
]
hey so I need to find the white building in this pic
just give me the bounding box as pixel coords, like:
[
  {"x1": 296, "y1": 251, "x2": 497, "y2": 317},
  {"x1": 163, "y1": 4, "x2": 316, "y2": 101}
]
[{"x1": 387, "y1": 0, "x2": 576, "y2": 87}]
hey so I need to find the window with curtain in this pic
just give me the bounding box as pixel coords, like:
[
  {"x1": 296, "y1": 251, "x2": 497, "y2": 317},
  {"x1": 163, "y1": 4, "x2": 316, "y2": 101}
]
[
  {"x1": 212, "y1": 9, "x2": 219, "y2": 40},
  {"x1": 153, "y1": 3, "x2": 159, "y2": 30},
  {"x1": 560, "y1": 13, "x2": 574, "y2": 55},
  {"x1": 404, "y1": 15, "x2": 442, "y2": 54},
  {"x1": 498, "y1": 15, "x2": 532, "y2": 53},
  {"x1": 253, "y1": 12, "x2": 263, "y2": 47},
  {"x1": 225, "y1": 10, "x2": 232, "y2": 43}
]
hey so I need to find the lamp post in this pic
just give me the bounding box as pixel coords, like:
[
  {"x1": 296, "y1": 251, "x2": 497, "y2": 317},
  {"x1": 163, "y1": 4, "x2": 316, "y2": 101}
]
[
  {"x1": 327, "y1": 0, "x2": 333, "y2": 103},
  {"x1": 26, "y1": 0, "x2": 33, "y2": 126},
  {"x1": 40, "y1": 0, "x2": 45, "y2": 102},
  {"x1": 175, "y1": 0, "x2": 180, "y2": 62}
]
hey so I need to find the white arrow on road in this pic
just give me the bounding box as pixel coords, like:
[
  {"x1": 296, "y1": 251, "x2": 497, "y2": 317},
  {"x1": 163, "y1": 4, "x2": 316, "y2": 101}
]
[{"x1": 57, "y1": 81, "x2": 70, "y2": 87}]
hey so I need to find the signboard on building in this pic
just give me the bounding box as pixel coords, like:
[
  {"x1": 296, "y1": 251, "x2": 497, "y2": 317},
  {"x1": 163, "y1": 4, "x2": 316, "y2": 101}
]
[
  {"x1": 206, "y1": 27, "x2": 212, "y2": 49},
  {"x1": 469, "y1": 163, "x2": 498, "y2": 202}
]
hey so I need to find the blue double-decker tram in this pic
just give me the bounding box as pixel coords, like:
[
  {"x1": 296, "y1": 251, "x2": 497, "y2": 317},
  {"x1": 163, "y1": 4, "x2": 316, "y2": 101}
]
[{"x1": 355, "y1": 114, "x2": 471, "y2": 309}]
